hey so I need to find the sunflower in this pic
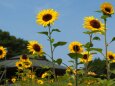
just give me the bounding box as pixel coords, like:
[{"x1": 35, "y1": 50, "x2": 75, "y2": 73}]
[
  {"x1": 16, "y1": 61, "x2": 24, "y2": 70},
  {"x1": 66, "y1": 66, "x2": 73, "y2": 75},
  {"x1": 0, "y1": 46, "x2": 7, "y2": 59},
  {"x1": 27, "y1": 73, "x2": 35, "y2": 79},
  {"x1": 68, "y1": 41, "x2": 83, "y2": 53},
  {"x1": 36, "y1": 9, "x2": 59, "y2": 27},
  {"x1": 100, "y1": 2, "x2": 114, "y2": 15},
  {"x1": 23, "y1": 60, "x2": 32, "y2": 68},
  {"x1": 11, "y1": 77, "x2": 16, "y2": 83},
  {"x1": 41, "y1": 72, "x2": 49, "y2": 78},
  {"x1": 67, "y1": 82, "x2": 73, "y2": 86},
  {"x1": 66, "y1": 66, "x2": 72, "y2": 73},
  {"x1": 27, "y1": 41, "x2": 43, "y2": 56},
  {"x1": 88, "y1": 71, "x2": 96, "y2": 76},
  {"x1": 49, "y1": 79, "x2": 54, "y2": 83},
  {"x1": 80, "y1": 52, "x2": 92, "y2": 63},
  {"x1": 20, "y1": 54, "x2": 29, "y2": 62},
  {"x1": 107, "y1": 51, "x2": 115, "y2": 62},
  {"x1": 37, "y1": 80, "x2": 44, "y2": 85},
  {"x1": 83, "y1": 16, "x2": 105, "y2": 32}
]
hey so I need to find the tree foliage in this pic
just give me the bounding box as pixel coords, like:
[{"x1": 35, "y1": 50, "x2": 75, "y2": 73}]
[
  {"x1": 88, "y1": 58, "x2": 115, "y2": 79},
  {"x1": 0, "y1": 29, "x2": 28, "y2": 59}
]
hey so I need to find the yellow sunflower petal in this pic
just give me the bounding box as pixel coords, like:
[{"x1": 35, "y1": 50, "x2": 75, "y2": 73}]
[
  {"x1": 36, "y1": 9, "x2": 59, "y2": 27},
  {"x1": 0, "y1": 46, "x2": 7, "y2": 59},
  {"x1": 15, "y1": 61, "x2": 24, "y2": 70},
  {"x1": 20, "y1": 54, "x2": 29, "y2": 62},
  {"x1": 83, "y1": 16, "x2": 105, "y2": 33},
  {"x1": 107, "y1": 51, "x2": 115, "y2": 63},
  {"x1": 68, "y1": 41, "x2": 83, "y2": 53},
  {"x1": 80, "y1": 51, "x2": 93, "y2": 63},
  {"x1": 27, "y1": 41, "x2": 44, "y2": 56},
  {"x1": 100, "y1": 2, "x2": 114, "y2": 15}
]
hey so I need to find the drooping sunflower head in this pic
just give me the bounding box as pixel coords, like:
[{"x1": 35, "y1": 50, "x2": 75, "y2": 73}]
[
  {"x1": 20, "y1": 54, "x2": 29, "y2": 62},
  {"x1": 80, "y1": 52, "x2": 92, "y2": 63},
  {"x1": 107, "y1": 51, "x2": 115, "y2": 62},
  {"x1": 27, "y1": 41, "x2": 44, "y2": 56},
  {"x1": 16, "y1": 61, "x2": 24, "y2": 70},
  {"x1": 37, "y1": 80, "x2": 44, "y2": 85},
  {"x1": 100, "y1": 2, "x2": 114, "y2": 16},
  {"x1": 11, "y1": 77, "x2": 16, "y2": 83},
  {"x1": 67, "y1": 82, "x2": 73, "y2": 86},
  {"x1": 36, "y1": 9, "x2": 59, "y2": 27},
  {"x1": 0, "y1": 46, "x2": 7, "y2": 59},
  {"x1": 88, "y1": 71, "x2": 96, "y2": 76},
  {"x1": 66, "y1": 66, "x2": 73, "y2": 75},
  {"x1": 41, "y1": 72, "x2": 49, "y2": 78},
  {"x1": 68, "y1": 41, "x2": 83, "y2": 53},
  {"x1": 27, "y1": 73, "x2": 35, "y2": 79},
  {"x1": 83, "y1": 16, "x2": 105, "y2": 33}
]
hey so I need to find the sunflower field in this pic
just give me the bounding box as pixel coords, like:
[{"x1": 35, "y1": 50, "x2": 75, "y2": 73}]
[{"x1": 0, "y1": 1, "x2": 115, "y2": 86}]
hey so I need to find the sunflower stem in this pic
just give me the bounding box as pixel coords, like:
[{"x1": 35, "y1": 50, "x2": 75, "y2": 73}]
[
  {"x1": 75, "y1": 58, "x2": 78, "y2": 86},
  {"x1": 48, "y1": 25, "x2": 56, "y2": 81},
  {"x1": 84, "y1": 34, "x2": 92, "y2": 76},
  {"x1": 104, "y1": 18, "x2": 110, "y2": 80}
]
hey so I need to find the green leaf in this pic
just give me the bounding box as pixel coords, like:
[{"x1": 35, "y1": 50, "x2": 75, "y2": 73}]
[
  {"x1": 51, "y1": 38, "x2": 54, "y2": 43},
  {"x1": 83, "y1": 31, "x2": 92, "y2": 34},
  {"x1": 38, "y1": 31, "x2": 48, "y2": 36},
  {"x1": 52, "y1": 29, "x2": 61, "y2": 32},
  {"x1": 93, "y1": 36, "x2": 100, "y2": 40},
  {"x1": 53, "y1": 41, "x2": 67, "y2": 48},
  {"x1": 87, "y1": 48, "x2": 102, "y2": 53},
  {"x1": 95, "y1": 10, "x2": 102, "y2": 13},
  {"x1": 51, "y1": 29, "x2": 61, "y2": 34},
  {"x1": 68, "y1": 53, "x2": 83, "y2": 59},
  {"x1": 83, "y1": 30, "x2": 101, "y2": 34},
  {"x1": 110, "y1": 37, "x2": 115, "y2": 43},
  {"x1": 55, "y1": 58, "x2": 62, "y2": 65},
  {"x1": 68, "y1": 60, "x2": 74, "y2": 63},
  {"x1": 83, "y1": 42, "x2": 93, "y2": 48},
  {"x1": 111, "y1": 70, "x2": 115, "y2": 74},
  {"x1": 101, "y1": 15, "x2": 109, "y2": 19}
]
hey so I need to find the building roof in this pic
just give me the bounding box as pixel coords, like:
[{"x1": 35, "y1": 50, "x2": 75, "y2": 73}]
[{"x1": 0, "y1": 55, "x2": 66, "y2": 69}]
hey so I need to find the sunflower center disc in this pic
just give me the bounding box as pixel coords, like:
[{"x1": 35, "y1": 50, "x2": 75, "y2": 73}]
[
  {"x1": 22, "y1": 54, "x2": 28, "y2": 60},
  {"x1": 73, "y1": 45, "x2": 80, "y2": 52},
  {"x1": 33, "y1": 44, "x2": 41, "y2": 52},
  {"x1": 24, "y1": 62, "x2": 30, "y2": 66},
  {"x1": 83, "y1": 54, "x2": 88, "y2": 59},
  {"x1": 0, "y1": 50, "x2": 3, "y2": 55},
  {"x1": 19, "y1": 64, "x2": 22, "y2": 67},
  {"x1": 43, "y1": 14, "x2": 52, "y2": 22},
  {"x1": 105, "y1": 8, "x2": 111, "y2": 13},
  {"x1": 90, "y1": 20, "x2": 100, "y2": 28},
  {"x1": 109, "y1": 55, "x2": 114, "y2": 60}
]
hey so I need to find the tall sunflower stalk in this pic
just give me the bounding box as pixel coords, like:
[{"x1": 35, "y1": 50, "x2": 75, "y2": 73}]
[
  {"x1": 36, "y1": 9, "x2": 66, "y2": 81},
  {"x1": 68, "y1": 41, "x2": 83, "y2": 86},
  {"x1": 104, "y1": 18, "x2": 110, "y2": 80},
  {"x1": 84, "y1": 33, "x2": 93, "y2": 76},
  {"x1": 48, "y1": 24, "x2": 56, "y2": 80},
  {"x1": 83, "y1": 15, "x2": 105, "y2": 77},
  {"x1": 75, "y1": 57, "x2": 78, "y2": 86},
  {"x1": 100, "y1": 2, "x2": 114, "y2": 80}
]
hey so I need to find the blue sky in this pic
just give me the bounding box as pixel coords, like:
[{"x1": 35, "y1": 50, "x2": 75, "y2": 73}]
[{"x1": 0, "y1": 0, "x2": 115, "y2": 66}]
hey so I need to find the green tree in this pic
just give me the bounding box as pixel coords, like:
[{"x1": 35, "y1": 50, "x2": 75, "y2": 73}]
[
  {"x1": 0, "y1": 29, "x2": 28, "y2": 59},
  {"x1": 88, "y1": 58, "x2": 106, "y2": 78},
  {"x1": 88, "y1": 58, "x2": 115, "y2": 79}
]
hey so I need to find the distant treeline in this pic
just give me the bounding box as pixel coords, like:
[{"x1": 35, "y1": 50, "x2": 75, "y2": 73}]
[{"x1": 0, "y1": 29, "x2": 29, "y2": 59}]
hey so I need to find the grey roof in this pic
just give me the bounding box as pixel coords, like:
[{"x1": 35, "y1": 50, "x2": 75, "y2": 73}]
[{"x1": 0, "y1": 55, "x2": 66, "y2": 69}]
